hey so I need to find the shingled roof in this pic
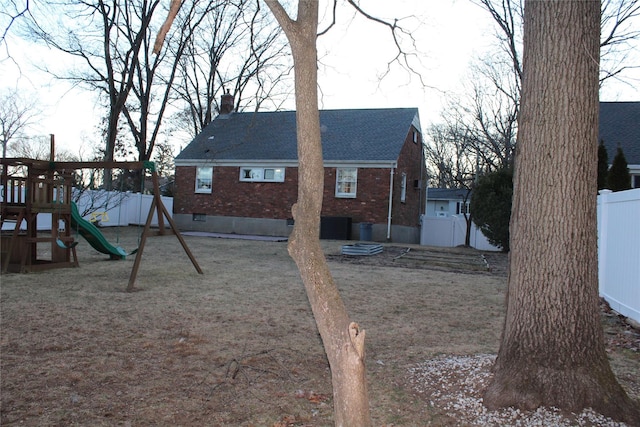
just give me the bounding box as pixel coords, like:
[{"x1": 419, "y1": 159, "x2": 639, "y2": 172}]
[
  {"x1": 426, "y1": 188, "x2": 470, "y2": 200},
  {"x1": 175, "y1": 108, "x2": 420, "y2": 165},
  {"x1": 599, "y1": 102, "x2": 640, "y2": 165}
]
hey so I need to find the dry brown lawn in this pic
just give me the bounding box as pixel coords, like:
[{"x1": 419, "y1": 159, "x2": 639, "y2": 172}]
[{"x1": 1, "y1": 227, "x2": 638, "y2": 426}]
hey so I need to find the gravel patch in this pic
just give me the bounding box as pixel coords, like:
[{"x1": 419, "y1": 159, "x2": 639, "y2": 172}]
[{"x1": 408, "y1": 354, "x2": 629, "y2": 426}]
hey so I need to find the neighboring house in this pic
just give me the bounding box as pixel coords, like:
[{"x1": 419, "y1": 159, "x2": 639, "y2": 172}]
[
  {"x1": 424, "y1": 188, "x2": 471, "y2": 217},
  {"x1": 420, "y1": 187, "x2": 500, "y2": 250},
  {"x1": 173, "y1": 104, "x2": 426, "y2": 243},
  {"x1": 599, "y1": 102, "x2": 640, "y2": 188}
]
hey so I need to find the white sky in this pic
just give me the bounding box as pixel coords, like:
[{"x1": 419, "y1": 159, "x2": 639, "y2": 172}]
[
  {"x1": 315, "y1": 1, "x2": 496, "y2": 118},
  {"x1": 1, "y1": 0, "x2": 639, "y2": 156}
]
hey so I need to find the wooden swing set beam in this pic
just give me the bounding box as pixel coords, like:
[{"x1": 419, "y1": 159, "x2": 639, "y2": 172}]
[{"x1": 1, "y1": 158, "x2": 153, "y2": 171}]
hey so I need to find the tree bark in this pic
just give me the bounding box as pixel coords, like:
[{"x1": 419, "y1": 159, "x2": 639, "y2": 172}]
[
  {"x1": 483, "y1": 1, "x2": 639, "y2": 423},
  {"x1": 264, "y1": 1, "x2": 371, "y2": 426}
]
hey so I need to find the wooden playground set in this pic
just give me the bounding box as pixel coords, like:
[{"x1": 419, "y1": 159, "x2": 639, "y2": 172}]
[{"x1": 1, "y1": 150, "x2": 202, "y2": 291}]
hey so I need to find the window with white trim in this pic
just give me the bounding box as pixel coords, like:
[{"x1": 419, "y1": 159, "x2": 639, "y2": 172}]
[
  {"x1": 195, "y1": 166, "x2": 213, "y2": 193},
  {"x1": 240, "y1": 167, "x2": 285, "y2": 182},
  {"x1": 456, "y1": 201, "x2": 470, "y2": 215},
  {"x1": 336, "y1": 167, "x2": 357, "y2": 198},
  {"x1": 400, "y1": 173, "x2": 407, "y2": 203}
]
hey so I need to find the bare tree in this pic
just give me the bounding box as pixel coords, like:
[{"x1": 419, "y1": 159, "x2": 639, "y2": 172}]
[
  {"x1": 474, "y1": 0, "x2": 640, "y2": 86},
  {"x1": 170, "y1": 0, "x2": 291, "y2": 138},
  {"x1": 24, "y1": 0, "x2": 159, "y2": 188},
  {"x1": 473, "y1": 0, "x2": 524, "y2": 80},
  {"x1": 152, "y1": 140, "x2": 174, "y2": 178},
  {"x1": 6, "y1": 135, "x2": 73, "y2": 161},
  {"x1": 448, "y1": 0, "x2": 640, "y2": 178},
  {"x1": 483, "y1": 1, "x2": 640, "y2": 423},
  {"x1": 425, "y1": 124, "x2": 458, "y2": 189},
  {"x1": 0, "y1": 89, "x2": 40, "y2": 159},
  {"x1": 19, "y1": 0, "x2": 291, "y2": 189},
  {"x1": 599, "y1": 0, "x2": 640, "y2": 82},
  {"x1": 153, "y1": 0, "x2": 421, "y2": 423},
  {"x1": 424, "y1": 121, "x2": 477, "y2": 246},
  {"x1": 262, "y1": 1, "x2": 425, "y2": 423},
  {"x1": 263, "y1": 2, "x2": 371, "y2": 425},
  {"x1": 118, "y1": 0, "x2": 237, "y2": 169},
  {"x1": 465, "y1": 61, "x2": 519, "y2": 169}
]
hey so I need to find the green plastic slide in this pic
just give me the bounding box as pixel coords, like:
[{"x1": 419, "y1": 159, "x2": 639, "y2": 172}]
[{"x1": 70, "y1": 202, "x2": 128, "y2": 260}]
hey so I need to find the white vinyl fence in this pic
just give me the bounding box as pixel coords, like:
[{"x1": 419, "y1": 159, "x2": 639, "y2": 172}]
[
  {"x1": 419, "y1": 190, "x2": 639, "y2": 324},
  {"x1": 420, "y1": 215, "x2": 501, "y2": 251},
  {"x1": 74, "y1": 190, "x2": 173, "y2": 228},
  {"x1": 597, "y1": 189, "x2": 640, "y2": 324},
  {"x1": 1, "y1": 190, "x2": 173, "y2": 231}
]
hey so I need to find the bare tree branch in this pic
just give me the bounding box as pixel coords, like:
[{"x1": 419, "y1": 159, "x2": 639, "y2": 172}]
[
  {"x1": 170, "y1": 0, "x2": 290, "y2": 136},
  {"x1": 0, "y1": 0, "x2": 31, "y2": 45},
  {"x1": 472, "y1": 0, "x2": 523, "y2": 81},
  {"x1": 601, "y1": 0, "x2": 640, "y2": 48},
  {"x1": 345, "y1": 0, "x2": 425, "y2": 85},
  {"x1": 153, "y1": 0, "x2": 181, "y2": 54},
  {"x1": 317, "y1": 0, "x2": 337, "y2": 36}
]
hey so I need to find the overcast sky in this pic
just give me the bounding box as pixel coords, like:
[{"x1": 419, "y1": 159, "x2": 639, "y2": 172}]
[{"x1": 1, "y1": 0, "x2": 639, "y2": 156}]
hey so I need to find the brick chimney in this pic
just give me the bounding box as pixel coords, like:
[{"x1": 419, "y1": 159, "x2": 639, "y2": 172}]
[{"x1": 219, "y1": 90, "x2": 234, "y2": 115}]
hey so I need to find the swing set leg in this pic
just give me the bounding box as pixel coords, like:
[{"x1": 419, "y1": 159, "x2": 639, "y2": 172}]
[
  {"x1": 127, "y1": 198, "x2": 154, "y2": 292},
  {"x1": 159, "y1": 199, "x2": 203, "y2": 274},
  {"x1": 126, "y1": 171, "x2": 202, "y2": 292},
  {"x1": 126, "y1": 199, "x2": 203, "y2": 291}
]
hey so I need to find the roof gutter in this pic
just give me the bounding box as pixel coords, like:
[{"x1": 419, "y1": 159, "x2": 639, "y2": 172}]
[
  {"x1": 174, "y1": 159, "x2": 399, "y2": 168},
  {"x1": 387, "y1": 166, "x2": 394, "y2": 241}
]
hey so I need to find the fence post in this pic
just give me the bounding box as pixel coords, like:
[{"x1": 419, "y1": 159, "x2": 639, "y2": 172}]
[{"x1": 597, "y1": 189, "x2": 611, "y2": 297}]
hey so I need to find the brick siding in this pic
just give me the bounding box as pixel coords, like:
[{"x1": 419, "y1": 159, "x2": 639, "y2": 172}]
[{"x1": 392, "y1": 127, "x2": 426, "y2": 227}]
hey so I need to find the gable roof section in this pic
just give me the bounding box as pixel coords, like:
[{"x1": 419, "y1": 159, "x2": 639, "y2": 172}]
[
  {"x1": 426, "y1": 188, "x2": 470, "y2": 201},
  {"x1": 599, "y1": 102, "x2": 640, "y2": 165},
  {"x1": 175, "y1": 108, "x2": 420, "y2": 166}
]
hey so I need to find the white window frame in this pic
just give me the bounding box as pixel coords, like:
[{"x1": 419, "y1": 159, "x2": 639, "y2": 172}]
[
  {"x1": 400, "y1": 173, "x2": 407, "y2": 203},
  {"x1": 456, "y1": 201, "x2": 470, "y2": 215},
  {"x1": 195, "y1": 166, "x2": 213, "y2": 193},
  {"x1": 335, "y1": 167, "x2": 358, "y2": 198},
  {"x1": 239, "y1": 167, "x2": 285, "y2": 182}
]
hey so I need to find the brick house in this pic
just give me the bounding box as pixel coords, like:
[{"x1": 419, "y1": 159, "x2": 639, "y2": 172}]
[{"x1": 173, "y1": 105, "x2": 426, "y2": 243}]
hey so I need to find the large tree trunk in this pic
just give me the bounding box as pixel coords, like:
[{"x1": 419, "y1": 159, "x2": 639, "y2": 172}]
[
  {"x1": 483, "y1": 1, "x2": 639, "y2": 423},
  {"x1": 264, "y1": 1, "x2": 371, "y2": 426}
]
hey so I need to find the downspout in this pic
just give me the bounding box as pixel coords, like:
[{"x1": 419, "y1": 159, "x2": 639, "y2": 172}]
[
  {"x1": 387, "y1": 166, "x2": 395, "y2": 240},
  {"x1": 420, "y1": 142, "x2": 426, "y2": 219},
  {"x1": 419, "y1": 149, "x2": 423, "y2": 219}
]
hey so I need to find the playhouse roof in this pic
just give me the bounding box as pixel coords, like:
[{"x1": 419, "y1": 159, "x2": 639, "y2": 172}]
[{"x1": 175, "y1": 108, "x2": 421, "y2": 165}]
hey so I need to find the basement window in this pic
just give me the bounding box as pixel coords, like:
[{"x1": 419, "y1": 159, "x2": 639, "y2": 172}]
[
  {"x1": 239, "y1": 167, "x2": 285, "y2": 182},
  {"x1": 192, "y1": 213, "x2": 206, "y2": 222}
]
